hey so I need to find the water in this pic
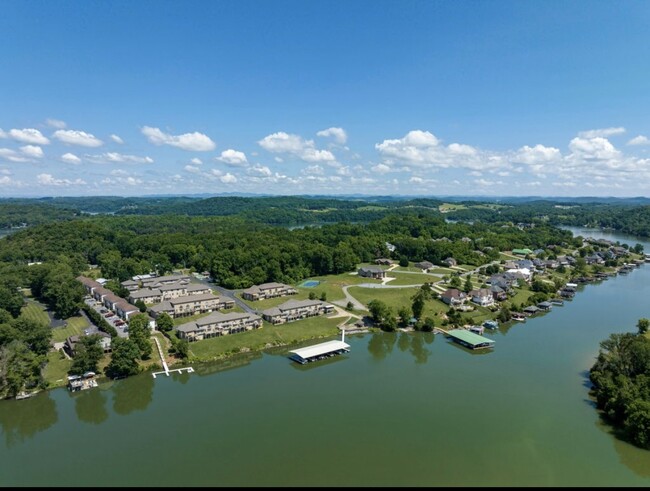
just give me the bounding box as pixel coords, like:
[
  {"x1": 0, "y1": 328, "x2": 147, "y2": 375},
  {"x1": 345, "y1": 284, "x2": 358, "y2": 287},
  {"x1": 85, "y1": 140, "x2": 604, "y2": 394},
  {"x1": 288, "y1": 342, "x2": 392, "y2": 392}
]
[{"x1": 1, "y1": 229, "x2": 650, "y2": 486}]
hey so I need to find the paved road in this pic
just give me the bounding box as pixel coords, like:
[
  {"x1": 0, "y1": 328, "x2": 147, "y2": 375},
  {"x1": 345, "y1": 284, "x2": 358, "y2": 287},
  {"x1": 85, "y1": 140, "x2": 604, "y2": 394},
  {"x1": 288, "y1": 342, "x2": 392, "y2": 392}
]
[{"x1": 210, "y1": 284, "x2": 258, "y2": 315}]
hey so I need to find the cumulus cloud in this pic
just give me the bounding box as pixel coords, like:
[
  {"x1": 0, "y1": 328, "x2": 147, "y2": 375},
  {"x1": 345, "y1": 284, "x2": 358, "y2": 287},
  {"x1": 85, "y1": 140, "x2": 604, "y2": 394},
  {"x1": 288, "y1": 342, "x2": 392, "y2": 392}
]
[
  {"x1": 371, "y1": 163, "x2": 392, "y2": 174},
  {"x1": 102, "y1": 176, "x2": 142, "y2": 186},
  {"x1": 37, "y1": 173, "x2": 86, "y2": 186},
  {"x1": 141, "y1": 126, "x2": 216, "y2": 151},
  {"x1": 568, "y1": 137, "x2": 620, "y2": 161},
  {"x1": 258, "y1": 132, "x2": 336, "y2": 162},
  {"x1": 190, "y1": 158, "x2": 203, "y2": 165},
  {"x1": 302, "y1": 165, "x2": 324, "y2": 175},
  {"x1": 220, "y1": 173, "x2": 237, "y2": 183},
  {"x1": 6, "y1": 128, "x2": 50, "y2": 145},
  {"x1": 61, "y1": 153, "x2": 81, "y2": 164},
  {"x1": 248, "y1": 164, "x2": 272, "y2": 177},
  {"x1": 20, "y1": 145, "x2": 44, "y2": 158},
  {"x1": 0, "y1": 148, "x2": 28, "y2": 162},
  {"x1": 628, "y1": 135, "x2": 650, "y2": 146},
  {"x1": 578, "y1": 127, "x2": 625, "y2": 138},
  {"x1": 53, "y1": 129, "x2": 103, "y2": 147},
  {"x1": 216, "y1": 149, "x2": 248, "y2": 166},
  {"x1": 86, "y1": 152, "x2": 153, "y2": 164},
  {"x1": 110, "y1": 134, "x2": 124, "y2": 144},
  {"x1": 46, "y1": 118, "x2": 66, "y2": 129},
  {"x1": 317, "y1": 127, "x2": 347, "y2": 144}
]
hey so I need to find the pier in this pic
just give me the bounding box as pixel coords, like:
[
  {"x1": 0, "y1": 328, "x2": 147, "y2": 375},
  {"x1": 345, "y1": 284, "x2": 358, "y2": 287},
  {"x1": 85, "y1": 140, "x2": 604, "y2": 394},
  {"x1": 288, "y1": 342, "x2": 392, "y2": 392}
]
[
  {"x1": 152, "y1": 336, "x2": 194, "y2": 378},
  {"x1": 288, "y1": 330, "x2": 350, "y2": 364},
  {"x1": 438, "y1": 327, "x2": 496, "y2": 350}
]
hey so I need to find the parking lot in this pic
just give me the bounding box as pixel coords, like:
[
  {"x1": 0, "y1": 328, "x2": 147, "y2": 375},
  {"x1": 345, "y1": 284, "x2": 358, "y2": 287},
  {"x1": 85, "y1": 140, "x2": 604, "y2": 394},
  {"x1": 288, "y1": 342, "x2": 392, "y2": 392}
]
[{"x1": 84, "y1": 297, "x2": 129, "y2": 338}]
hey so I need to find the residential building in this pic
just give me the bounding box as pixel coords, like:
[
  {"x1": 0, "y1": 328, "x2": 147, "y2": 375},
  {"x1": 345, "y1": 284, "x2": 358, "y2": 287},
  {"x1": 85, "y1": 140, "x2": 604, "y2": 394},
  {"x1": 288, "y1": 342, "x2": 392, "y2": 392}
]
[
  {"x1": 375, "y1": 258, "x2": 393, "y2": 265},
  {"x1": 469, "y1": 288, "x2": 495, "y2": 307},
  {"x1": 440, "y1": 288, "x2": 467, "y2": 307},
  {"x1": 141, "y1": 274, "x2": 191, "y2": 289},
  {"x1": 357, "y1": 266, "x2": 386, "y2": 279},
  {"x1": 442, "y1": 257, "x2": 457, "y2": 267},
  {"x1": 176, "y1": 311, "x2": 263, "y2": 342},
  {"x1": 149, "y1": 293, "x2": 234, "y2": 319},
  {"x1": 262, "y1": 299, "x2": 334, "y2": 325},
  {"x1": 414, "y1": 261, "x2": 434, "y2": 270},
  {"x1": 129, "y1": 288, "x2": 162, "y2": 305},
  {"x1": 241, "y1": 282, "x2": 298, "y2": 301},
  {"x1": 64, "y1": 332, "x2": 112, "y2": 357}
]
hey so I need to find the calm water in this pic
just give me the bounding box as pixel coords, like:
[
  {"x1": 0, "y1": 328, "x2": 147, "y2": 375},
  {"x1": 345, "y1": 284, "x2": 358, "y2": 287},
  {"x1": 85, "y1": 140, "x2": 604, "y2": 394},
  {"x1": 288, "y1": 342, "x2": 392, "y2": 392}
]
[{"x1": 1, "y1": 229, "x2": 650, "y2": 486}]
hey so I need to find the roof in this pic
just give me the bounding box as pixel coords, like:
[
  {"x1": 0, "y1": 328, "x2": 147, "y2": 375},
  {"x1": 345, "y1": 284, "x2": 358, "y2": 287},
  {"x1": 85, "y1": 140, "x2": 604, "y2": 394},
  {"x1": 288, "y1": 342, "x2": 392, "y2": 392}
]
[
  {"x1": 169, "y1": 293, "x2": 219, "y2": 305},
  {"x1": 358, "y1": 266, "x2": 384, "y2": 273},
  {"x1": 159, "y1": 282, "x2": 187, "y2": 291},
  {"x1": 186, "y1": 283, "x2": 211, "y2": 292},
  {"x1": 288, "y1": 340, "x2": 350, "y2": 361},
  {"x1": 258, "y1": 282, "x2": 291, "y2": 290},
  {"x1": 129, "y1": 288, "x2": 161, "y2": 299},
  {"x1": 176, "y1": 311, "x2": 261, "y2": 332},
  {"x1": 446, "y1": 329, "x2": 495, "y2": 347},
  {"x1": 150, "y1": 301, "x2": 173, "y2": 313},
  {"x1": 441, "y1": 288, "x2": 464, "y2": 299}
]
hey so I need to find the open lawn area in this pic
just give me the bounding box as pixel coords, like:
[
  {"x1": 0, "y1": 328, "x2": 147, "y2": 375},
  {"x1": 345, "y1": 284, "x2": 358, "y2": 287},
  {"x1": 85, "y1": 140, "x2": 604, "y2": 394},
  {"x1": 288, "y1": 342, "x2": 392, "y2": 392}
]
[
  {"x1": 508, "y1": 288, "x2": 535, "y2": 307},
  {"x1": 51, "y1": 315, "x2": 90, "y2": 343},
  {"x1": 20, "y1": 300, "x2": 51, "y2": 326},
  {"x1": 187, "y1": 314, "x2": 341, "y2": 361},
  {"x1": 296, "y1": 272, "x2": 376, "y2": 302},
  {"x1": 439, "y1": 203, "x2": 468, "y2": 212},
  {"x1": 385, "y1": 272, "x2": 437, "y2": 286},
  {"x1": 43, "y1": 350, "x2": 72, "y2": 388},
  {"x1": 348, "y1": 285, "x2": 451, "y2": 320}
]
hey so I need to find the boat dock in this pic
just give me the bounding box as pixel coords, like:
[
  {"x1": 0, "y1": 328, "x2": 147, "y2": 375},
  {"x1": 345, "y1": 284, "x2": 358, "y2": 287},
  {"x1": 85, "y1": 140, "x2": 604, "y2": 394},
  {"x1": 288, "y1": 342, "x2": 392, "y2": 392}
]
[
  {"x1": 441, "y1": 328, "x2": 496, "y2": 350},
  {"x1": 288, "y1": 330, "x2": 350, "y2": 364},
  {"x1": 152, "y1": 336, "x2": 194, "y2": 378}
]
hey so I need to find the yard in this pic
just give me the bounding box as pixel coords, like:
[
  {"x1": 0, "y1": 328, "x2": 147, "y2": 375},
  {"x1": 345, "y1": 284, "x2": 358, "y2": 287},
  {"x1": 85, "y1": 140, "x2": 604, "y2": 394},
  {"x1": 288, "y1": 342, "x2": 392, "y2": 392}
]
[
  {"x1": 43, "y1": 350, "x2": 72, "y2": 389},
  {"x1": 51, "y1": 315, "x2": 90, "y2": 343}
]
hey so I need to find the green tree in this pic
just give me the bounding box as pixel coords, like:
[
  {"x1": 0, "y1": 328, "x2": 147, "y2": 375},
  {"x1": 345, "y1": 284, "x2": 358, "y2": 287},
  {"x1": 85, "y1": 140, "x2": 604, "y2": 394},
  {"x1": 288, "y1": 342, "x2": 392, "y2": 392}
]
[
  {"x1": 637, "y1": 318, "x2": 650, "y2": 336},
  {"x1": 320, "y1": 291, "x2": 327, "y2": 301},
  {"x1": 463, "y1": 275, "x2": 473, "y2": 293},
  {"x1": 135, "y1": 300, "x2": 147, "y2": 313},
  {"x1": 422, "y1": 317, "x2": 435, "y2": 332},
  {"x1": 127, "y1": 313, "x2": 153, "y2": 360},
  {"x1": 449, "y1": 274, "x2": 461, "y2": 289},
  {"x1": 412, "y1": 294, "x2": 425, "y2": 320},
  {"x1": 156, "y1": 312, "x2": 174, "y2": 332},
  {"x1": 69, "y1": 334, "x2": 104, "y2": 375},
  {"x1": 105, "y1": 337, "x2": 141, "y2": 379},
  {"x1": 399, "y1": 256, "x2": 409, "y2": 267},
  {"x1": 308, "y1": 291, "x2": 317, "y2": 300},
  {"x1": 398, "y1": 306, "x2": 411, "y2": 328}
]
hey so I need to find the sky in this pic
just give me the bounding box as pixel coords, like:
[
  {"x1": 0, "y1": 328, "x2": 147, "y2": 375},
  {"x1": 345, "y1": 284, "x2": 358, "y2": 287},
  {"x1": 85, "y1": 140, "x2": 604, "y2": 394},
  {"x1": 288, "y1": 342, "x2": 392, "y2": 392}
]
[{"x1": 1, "y1": 0, "x2": 650, "y2": 198}]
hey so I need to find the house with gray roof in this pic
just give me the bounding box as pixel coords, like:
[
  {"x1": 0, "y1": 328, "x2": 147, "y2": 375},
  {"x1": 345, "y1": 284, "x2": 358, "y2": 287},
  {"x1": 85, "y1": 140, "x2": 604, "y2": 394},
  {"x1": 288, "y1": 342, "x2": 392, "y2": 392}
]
[
  {"x1": 176, "y1": 311, "x2": 263, "y2": 342},
  {"x1": 241, "y1": 282, "x2": 298, "y2": 301},
  {"x1": 149, "y1": 293, "x2": 234, "y2": 319},
  {"x1": 128, "y1": 288, "x2": 162, "y2": 305},
  {"x1": 357, "y1": 266, "x2": 386, "y2": 279},
  {"x1": 262, "y1": 299, "x2": 334, "y2": 325}
]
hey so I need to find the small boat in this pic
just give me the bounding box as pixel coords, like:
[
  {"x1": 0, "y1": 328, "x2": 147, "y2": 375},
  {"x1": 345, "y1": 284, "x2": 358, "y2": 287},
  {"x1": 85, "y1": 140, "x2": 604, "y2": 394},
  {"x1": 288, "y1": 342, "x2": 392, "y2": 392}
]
[
  {"x1": 483, "y1": 320, "x2": 499, "y2": 330},
  {"x1": 469, "y1": 325, "x2": 485, "y2": 335},
  {"x1": 15, "y1": 391, "x2": 35, "y2": 400},
  {"x1": 511, "y1": 313, "x2": 526, "y2": 322}
]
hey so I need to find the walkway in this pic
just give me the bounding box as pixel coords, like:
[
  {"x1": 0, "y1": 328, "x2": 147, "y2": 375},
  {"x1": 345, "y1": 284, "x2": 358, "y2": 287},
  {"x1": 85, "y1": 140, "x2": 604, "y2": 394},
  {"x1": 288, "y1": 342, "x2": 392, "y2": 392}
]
[{"x1": 151, "y1": 335, "x2": 194, "y2": 378}]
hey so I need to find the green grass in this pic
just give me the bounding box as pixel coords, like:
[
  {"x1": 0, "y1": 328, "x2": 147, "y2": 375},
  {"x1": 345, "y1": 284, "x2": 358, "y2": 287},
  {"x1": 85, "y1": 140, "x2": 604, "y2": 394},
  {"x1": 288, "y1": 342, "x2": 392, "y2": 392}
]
[
  {"x1": 19, "y1": 300, "x2": 51, "y2": 326},
  {"x1": 51, "y1": 315, "x2": 90, "y2": 343},
  {"x1": 439, "y1": 203, "x2": 468, "y2": 212},
  {"x1": 187, "y1": 314, "x2": 342, "y2": 361},
  {"x1": 429, "y1": 267, "x2": 456, "y2": 275},
  {"x1": 508, "y1": 288, "x2": 535, "y2": 307},
  {"x1": 43, "y1": 350, "x2": 72, "y2": 389},
  {"x1": 385, "y1": 272, "x2": 436, "y2": 286}
]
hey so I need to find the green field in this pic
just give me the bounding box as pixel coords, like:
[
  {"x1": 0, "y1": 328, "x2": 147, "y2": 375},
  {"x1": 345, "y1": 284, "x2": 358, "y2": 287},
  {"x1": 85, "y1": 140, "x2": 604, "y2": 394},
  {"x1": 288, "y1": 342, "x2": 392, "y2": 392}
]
[
  {"x1": 187, "y1": 314, "x2": 342, "y2": 361},
  {"x1": 19, "y1": 300, "x2": 51, "y2": 326},
  {"x1": 385, "y1": 272, "x2": 436, "y2": 286},
  {"x1": 43, "y1": 350, "x2": 72, "y2": 388},
  {"x1": 51, "y1": 315, "x2": 90, "y2": 343}
]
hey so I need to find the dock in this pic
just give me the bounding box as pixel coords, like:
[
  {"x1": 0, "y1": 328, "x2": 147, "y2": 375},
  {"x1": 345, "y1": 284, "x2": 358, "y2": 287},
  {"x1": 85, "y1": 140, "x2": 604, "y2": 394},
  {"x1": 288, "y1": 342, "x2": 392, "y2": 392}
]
[
  {"x1": 443, "y1": 328, "x2": 495, "y2": 350},
  {"x1": 152, "y1": 336, "x2": 194, "y2": 378},
  {"x1": 288, "y1": 330, "x2": 350, "y2": 364}
]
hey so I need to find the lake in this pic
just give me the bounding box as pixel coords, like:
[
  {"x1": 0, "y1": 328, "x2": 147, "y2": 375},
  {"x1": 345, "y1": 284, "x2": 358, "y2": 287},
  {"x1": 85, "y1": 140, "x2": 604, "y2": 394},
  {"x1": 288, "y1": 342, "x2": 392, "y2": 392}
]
[{"x1": 1, "y1": 228, "x2": 649, "y2": 486}]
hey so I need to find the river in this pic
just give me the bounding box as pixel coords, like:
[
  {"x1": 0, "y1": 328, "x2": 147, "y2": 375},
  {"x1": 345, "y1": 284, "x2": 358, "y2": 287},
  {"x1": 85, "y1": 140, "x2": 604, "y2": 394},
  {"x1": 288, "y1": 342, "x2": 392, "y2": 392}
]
[{"x1": 1, "y1": 228, "x2": 649, "y2": 486}]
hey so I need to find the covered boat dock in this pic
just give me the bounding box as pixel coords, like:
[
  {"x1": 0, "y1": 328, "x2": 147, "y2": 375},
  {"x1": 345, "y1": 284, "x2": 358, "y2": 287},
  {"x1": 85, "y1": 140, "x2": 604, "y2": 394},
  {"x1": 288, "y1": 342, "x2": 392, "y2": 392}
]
[
  {"x1": 288, "y1": 339, "x2": 350, "y2": 364},
  {"x1": 445, "y1": 329, "x2": 495, "y2": 350}
]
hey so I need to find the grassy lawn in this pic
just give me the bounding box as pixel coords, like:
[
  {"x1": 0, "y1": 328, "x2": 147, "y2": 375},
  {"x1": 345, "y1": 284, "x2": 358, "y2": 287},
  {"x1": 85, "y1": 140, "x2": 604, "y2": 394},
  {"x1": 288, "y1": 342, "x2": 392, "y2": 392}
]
[
  {"x1": 296, "y1": 272, "x2": 374, "y2": 302},
  {"x1": 51, "y1": 315, "x2": 90, "y2": 343},
  {"x1": 348, "y1": 285, "x2": 419, "y2": 313},
  {"x1": 439, "y1": 203, "x2": 467, "y2": 212},
  {"x1": 19, "y1": 300, "x2": 51, "y2": 326},
  {"x1": 385, "y1": 272, "x2": 436, "y2": 286},
  {"x1": 393, "y1": 265, "x2": 427, "y2": 272},
  {"x1": 187, "y1": 314, "x2": 341, "y2": 361},
  {"x1": 429, "y1": 267, "x2": 456, "y2": 275},
  {"x1": 43, "y1": 350, "x2": 72, "y2": 388},
  {"x1": 508, "y1": 288, "x2": 535, "y2": 307}
]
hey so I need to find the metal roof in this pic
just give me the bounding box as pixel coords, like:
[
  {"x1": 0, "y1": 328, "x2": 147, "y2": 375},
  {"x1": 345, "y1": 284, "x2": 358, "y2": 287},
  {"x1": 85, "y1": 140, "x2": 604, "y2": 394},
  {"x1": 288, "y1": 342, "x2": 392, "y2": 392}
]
[
  {"x1": 288, "y1": 340, "x2": 350, "y2": 361},
  {"x1": 447, "y1": 329, "x2": 495, "y2": 347}
]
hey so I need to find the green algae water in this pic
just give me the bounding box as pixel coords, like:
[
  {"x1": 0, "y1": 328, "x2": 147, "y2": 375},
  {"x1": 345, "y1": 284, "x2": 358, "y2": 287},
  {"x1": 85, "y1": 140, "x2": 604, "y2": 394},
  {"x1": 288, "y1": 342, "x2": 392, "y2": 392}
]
[{"x1": 1, "y1": 228, "x2": 649, "y2": 486}]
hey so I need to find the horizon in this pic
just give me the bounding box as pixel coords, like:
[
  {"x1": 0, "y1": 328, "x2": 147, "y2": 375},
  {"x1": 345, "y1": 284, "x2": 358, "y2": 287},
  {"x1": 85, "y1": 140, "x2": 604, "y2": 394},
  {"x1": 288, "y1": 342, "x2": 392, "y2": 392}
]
[{"x1": 1, "y1": 1, "x2": 649, "y2": 198}]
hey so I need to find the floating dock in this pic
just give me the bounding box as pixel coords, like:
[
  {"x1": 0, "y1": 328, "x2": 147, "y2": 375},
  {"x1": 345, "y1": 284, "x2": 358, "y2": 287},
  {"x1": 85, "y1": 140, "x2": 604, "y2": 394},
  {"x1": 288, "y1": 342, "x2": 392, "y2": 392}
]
[
  {"x1": 288, "y1": 330, "x2": 350, "y2": 364},
  {"x1": 445, "y1": 328, "x2": 495, "y2": 350},
  {"x1": 152, "y1": 336, "x2": 194, "y2": 378}
]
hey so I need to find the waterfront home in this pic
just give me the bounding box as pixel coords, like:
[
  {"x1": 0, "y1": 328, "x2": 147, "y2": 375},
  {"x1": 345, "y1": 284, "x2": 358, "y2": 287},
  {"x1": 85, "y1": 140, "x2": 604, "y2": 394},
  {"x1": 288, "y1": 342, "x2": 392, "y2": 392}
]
[
  {"x1": 262, "y1": 299, "x2": 334, "y2": 325},
  {"x1": 490, "y1": 284, "x2": 508, "y2": 302},
  {"x1": 64, "y1": 332, "x2": 112, "y2": 357},
  {"x1": 241, "y1": 282, "x2": 298, "y2": 301},
  {"x1": 440, "y1": 288, "x2": 467, "y2": 307},
  {"x1": 129, "y1": 288, "x2": 162, "y2": 305},
  {"x1": 175, "y1": 311, "x2": 263, "y2": 342},
  {"x1": 67, "y1": 373, "x2": 98, "y2": 392},
  {"x1": 469, "y1": 288, "x2": 494, "y2": 307},
  {"x1": 414, "y1": 260, "x2": 434, "y2": 271},
  {"x1": 357, "y1": 266, "x2": 386, "y2": 279},
  {"x1": 149, "y1": 293, "x2": 234, "y2": 319},
  {"x1": 523, "y1": 305, "x2": 540, "y2": 316}
]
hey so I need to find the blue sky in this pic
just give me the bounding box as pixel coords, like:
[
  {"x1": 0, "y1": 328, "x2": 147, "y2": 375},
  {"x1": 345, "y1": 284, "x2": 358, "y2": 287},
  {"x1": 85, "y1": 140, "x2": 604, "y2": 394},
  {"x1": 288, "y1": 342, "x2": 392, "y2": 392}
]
[{"x1": 1, "y1": 0, "x2": 649, "y2": 197}]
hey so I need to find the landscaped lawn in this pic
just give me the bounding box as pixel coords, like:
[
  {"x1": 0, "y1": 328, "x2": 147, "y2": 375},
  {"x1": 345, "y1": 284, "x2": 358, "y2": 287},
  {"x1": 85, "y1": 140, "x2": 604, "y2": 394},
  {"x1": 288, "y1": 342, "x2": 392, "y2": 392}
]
[
  {"x1": 43, "y1": 350, "x2": 72, "y2": 388},
  {"x1": 19, "y1": 300, "x2": 51, "y2": 326},
  {"x1": 51, "y1": 315, "x2": 90, "y2": 343},
  {"x1": 296, "y1": 272, "x2": 375, "y2": 302},
  {"x1": 187, "y1": 314, "x2": 341, "y2": 361},
  {"x1": 385, "y1": 272, "x2": 436, "y2": 286}
]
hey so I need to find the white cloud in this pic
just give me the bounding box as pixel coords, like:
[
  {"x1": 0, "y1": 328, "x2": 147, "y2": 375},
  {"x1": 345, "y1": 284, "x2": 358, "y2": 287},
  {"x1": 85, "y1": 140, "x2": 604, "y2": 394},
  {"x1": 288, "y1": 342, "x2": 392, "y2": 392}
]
[
  {"x1": 513, "y1": 144, "x2": 561, "y2": 165},
  {"x1": 568, "y1": 137, "x2": 620, "y2": 161},
  {"x1": 220, "y1": 173, "x2": 237, "y2": 183},
  {"x1": 20, "y1": 145, "x2": 44, "y2": 158},
  {"x1": 302, "y1": 164, "x2": 324, "y2": 175},
  {"x1": 627, "y1": 135, "x2": 650, "y2": 146},
  {"x1": 190, "y1": 158, "x2": 203, "y2": 165},
  {"x1": 37, "y1": 173, "x2": 86, "y2": 186},
  {"x1": 46, "y1": 118, "x2": 66, "y2": 129},
  {"x1": 578, "y1": 127, "x2": 625, "y2": 138},
  {"x1": 86, "y1": 152, "x2": 153, "y2": 164},
  {"x1": 317, "y1": 127, "x2": 347, "y2": 144},
  {"x1": 274, "y1": 157, "x2": 284, "y2": 163},
  {"x1": 0, "y1": 148, "x2": 28, "y2": 162},
  {"x1": 0, "y1": 176, "x2": 13, "y2": 185},
  {"x1": 53, "y1": 129, "x2": 103, "y2": 147},
  {"x1": 184, "y1": 165, "x2": 201, "y2": 174},
  {"x1": 258, "y1": 132, "x2": 336, "y2": 162},
  {"x1": 110, "y1": 134, "x2": 124, "y2": 144},
  {"x1": 248, "y1": 164, "x2": 272, "y2": 177},
  {"x1": 371, "y1": 163, "x2": 392, "y2": 174},
  {"x1": 61, "y1": 152, "x2": 81, "y2": 164},
  {"x1": 7, "y1": 128, "x2": 50, "y2": 145},
  {"x1": 216, "y1": 149, "x2": 248, "y2": 166},
  {"x1": 141, "y1": 126, "x2": 216, "y2": 151}
]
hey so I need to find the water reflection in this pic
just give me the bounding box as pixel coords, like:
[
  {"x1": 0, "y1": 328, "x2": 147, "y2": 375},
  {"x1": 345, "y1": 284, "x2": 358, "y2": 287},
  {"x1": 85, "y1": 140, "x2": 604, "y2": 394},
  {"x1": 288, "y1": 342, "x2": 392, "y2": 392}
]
[
  {"x1": 289, "y1": 354, "x2": 349, "y2": 371},
  {"x1": 74, "y1": 387, "x2": 109, "y2": 425},
  {"x1": 367, "y1": 331, "x2": 397, "y2": 361},
  {"x1": 112, "y1": 373, "x2": 154, "y2": 415},
  {"x1": 409, "y1": 334, "x2": 432, "y2": 364},
  {"x1": 0, "y1": 391, "x2": 57, "y2": 447},
  {"x1": 193, "y1": 351, "x2": 263, "y2": 377}
]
